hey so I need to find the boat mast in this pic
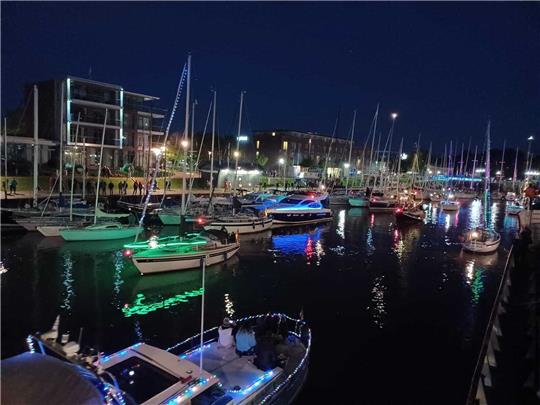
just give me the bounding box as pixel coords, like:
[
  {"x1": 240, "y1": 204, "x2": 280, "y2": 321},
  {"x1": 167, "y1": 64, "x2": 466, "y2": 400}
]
[
  {"x1": 181, "y1": 54, "x2": 191, "y2": 216},
  {"x1": 233, "y1": 91, "x2": 245, "y2": 196},
  {"x1": 484, "y1": 121, "x2": 491, "y2": 228},
  {"x1": 209, "y1": 90, "x2": 217, "y2": 213},
  {"x1": 59, "y1": 83, "x2": 65, "y2": 197},
  {"x1": 82, "y1": 137, "x2": 86, "y2": 200},
  {"x1": 3, "y1": 118, "x2": 7, "y2": 188},
  {"x1": 470, "y1": 145, "x2": 478, "y2": 191},
  {"x1": 93, "y1": 109, "x2": 109, "y2": 225},
  {"x1": 69, "y1": 113, "x2": 81, "y2": 221},
  {"x1": 512, "y1": 147, "x2": 519, "y2": 191},
  {"x1": 396, "y1": 137, "x2": 403, "y2": 197},
  {"x1": 345, "y1": 109, "x2": 356, "y2": 194},
  {"x1": 199, "y1": 256, "x2": 207, "y2": 379},
  {"x1": 33, "y1": 85, "x2": 39, "y2": 208},
  {"x1": 368, "y1": 103, "x2": 379, "y2": 186},
  {"x1": 498, "y1": 139, "x2": 506, "y2": 192}
]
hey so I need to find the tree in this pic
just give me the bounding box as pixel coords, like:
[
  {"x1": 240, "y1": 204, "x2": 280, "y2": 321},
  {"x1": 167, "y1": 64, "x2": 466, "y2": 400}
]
[{"x1": 256, "y1": 154, "x2": 269, "y2": 167}]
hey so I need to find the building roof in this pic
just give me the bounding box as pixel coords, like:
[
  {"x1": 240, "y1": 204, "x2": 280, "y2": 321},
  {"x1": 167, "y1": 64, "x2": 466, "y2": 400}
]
[{"x1": 254, "y1": 129, "x2": 350, "y2": 141}]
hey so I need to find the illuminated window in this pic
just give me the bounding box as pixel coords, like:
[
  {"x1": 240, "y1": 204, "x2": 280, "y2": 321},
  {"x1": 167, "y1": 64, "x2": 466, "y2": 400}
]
[
  {"x1": 256, "y1": 140, "x2": 260, "y2": 149},
  {"x1": 282, "y1": 141, "x2": 288, "y2": 151}
]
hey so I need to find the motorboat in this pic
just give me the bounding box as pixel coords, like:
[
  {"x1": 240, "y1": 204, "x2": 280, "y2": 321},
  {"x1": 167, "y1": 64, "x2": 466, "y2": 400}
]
[
  {"x1": 59, "y1": 222, "x2": 143, "y2": 241},
  {"x1": 124, "y1": 230, "x2": 239, "y2": 274},
  {"x1": 266, "y1": 195, "x2": 332, "y2": 226},
  {"x1": 204, "y1": 214, "x2": 273, "y2": 234},
  {"x1": 24, "y1": 312, "x2": 310, "y2": 405},
  {"x1": 395, "y1": 205, "x2": 426, "y2": 223},
  {"x1": 462, "y1": 228, "x2": 501, "y2": 253}
]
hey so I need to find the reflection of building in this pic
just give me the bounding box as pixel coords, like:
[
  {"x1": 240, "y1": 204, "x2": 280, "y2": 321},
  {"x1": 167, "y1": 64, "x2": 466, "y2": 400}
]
[
  {"x1": 253, "y1": 130, "x2": 363, "y2": 175},
  {"x1": 8, "y1": 77, "x2": 165, "y2": 171}
]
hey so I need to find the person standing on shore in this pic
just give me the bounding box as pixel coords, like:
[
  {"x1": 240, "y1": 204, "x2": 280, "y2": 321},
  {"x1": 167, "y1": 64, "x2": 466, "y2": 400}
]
[
  {"x1": 138, "y1": 181, "x2": 143, "y2": 196},
  {"x1": 3, "y1": 180, "x2": 8, "y2": 199},
  {"x1": 9, "y1": 178, "x2": 17, "y2": 195}
]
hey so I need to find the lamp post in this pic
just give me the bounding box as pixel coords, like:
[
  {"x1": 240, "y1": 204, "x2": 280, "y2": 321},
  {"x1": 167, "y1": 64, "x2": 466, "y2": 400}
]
[
  {"x1": 526, "y1": 135, "x2": 534, "y2": 174},
  {"x1": 279, "y1": 157, "x2": 285, "y2": 190}
]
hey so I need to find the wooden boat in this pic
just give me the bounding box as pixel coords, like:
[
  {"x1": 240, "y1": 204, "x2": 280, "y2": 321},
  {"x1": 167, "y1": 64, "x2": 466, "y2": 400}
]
[
  {"x1": 125, "y1": 230, "x2": 239, "y2": 274},
  {"x1": 59, "y1": 222, "x2": 142, "y2": 241}
]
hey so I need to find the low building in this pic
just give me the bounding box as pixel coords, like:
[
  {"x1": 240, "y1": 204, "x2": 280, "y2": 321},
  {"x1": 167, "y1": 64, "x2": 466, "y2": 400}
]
[
  {"x1": 5, "y1": 76, "x2": 166, "y2": 173},
  {"x1": 253, "y1": 129, "x2": 364, "y2": 177}
]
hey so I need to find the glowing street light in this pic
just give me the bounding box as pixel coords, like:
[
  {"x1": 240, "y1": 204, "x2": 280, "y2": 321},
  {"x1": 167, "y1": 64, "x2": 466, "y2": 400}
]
[
  {"x1": 391, "y1": 113, "x2": 398, "y2": 120},
  {"x1": 344, "y1": 162, "x2": 350, "y2": 168},
  {"x1": 400, "y1": 153, "x2": 408, "y2": 160},
  {"x1": 233, "y1": 150, "x2": 240, "y2": 158},
  {"x1": 278, "y1": 158, "x2": 285, "y2": 165},
  {"x1": 180, "y1": 140, "x2": 189, "y2": 150},
  {"x1": 151, "y1": 147, "x2": 163, "y2": 156}
]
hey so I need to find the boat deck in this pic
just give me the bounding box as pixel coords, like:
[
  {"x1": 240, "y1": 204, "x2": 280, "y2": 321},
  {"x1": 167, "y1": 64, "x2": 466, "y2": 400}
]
[{"x1": 183, "y1": 342, "x2": 282, "y2": 401}]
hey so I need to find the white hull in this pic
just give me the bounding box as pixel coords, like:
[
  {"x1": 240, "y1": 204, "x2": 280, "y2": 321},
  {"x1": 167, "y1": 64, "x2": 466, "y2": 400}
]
[
  {"x1": 60, "y1": 226, "x2": 142, "y2": 241},
  {"x1": 462, "y1": 240, "x2": 500, "y2": 253},
  {"x1": 271, "y1": 217, "x2": 333, "y2": 226},
  {"x1": 132, "y1": 243, "x2": 239, "y2": 274},
  {"x1": 204, "y1": 218, "x2": 272, "y2": 234}
]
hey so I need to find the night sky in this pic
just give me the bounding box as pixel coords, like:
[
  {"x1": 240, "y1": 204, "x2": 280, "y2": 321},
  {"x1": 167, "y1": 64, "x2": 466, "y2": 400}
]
[{"x1": 2, "y1": 2, "x2": 539, "y2": 153}]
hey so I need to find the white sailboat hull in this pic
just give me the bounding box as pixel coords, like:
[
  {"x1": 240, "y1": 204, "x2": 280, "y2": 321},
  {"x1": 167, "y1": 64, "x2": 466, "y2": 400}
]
[
  {"x1": 132, "y1": 243, "x2": 239, "y2": 274},
  {"x1": 204, "y1": 218, "x2": 272, "y2": 234},
  {"x1": 60, "y1": 226, "x2": 143, "y2": 241},
  {"x1": 462, "y1": 239, "x2": 500, "y2": 253}
]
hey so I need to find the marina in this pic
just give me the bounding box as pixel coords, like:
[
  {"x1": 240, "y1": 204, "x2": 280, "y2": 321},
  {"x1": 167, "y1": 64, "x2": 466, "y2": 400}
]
[{"x1": 1, "y1": 2, "x2": 539, "y2": 404}]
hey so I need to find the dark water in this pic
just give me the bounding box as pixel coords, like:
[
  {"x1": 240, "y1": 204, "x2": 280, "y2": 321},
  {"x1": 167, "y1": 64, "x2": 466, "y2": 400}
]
[{"x1": 1, "y1": 201, "x2": 519, "y2": 404}]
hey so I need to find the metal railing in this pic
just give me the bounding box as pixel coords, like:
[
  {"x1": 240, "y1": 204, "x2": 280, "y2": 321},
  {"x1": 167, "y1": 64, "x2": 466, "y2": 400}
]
[{"x1": 466, "y1": 246, "x2": 514, "y2": 404}]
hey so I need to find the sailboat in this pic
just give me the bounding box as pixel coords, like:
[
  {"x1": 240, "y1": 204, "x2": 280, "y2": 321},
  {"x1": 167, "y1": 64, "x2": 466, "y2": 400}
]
[
  {"x1": 462, "y1": 121, "x2": 501, "y2": 253},
  {"x1": 59, "y1": 109, "x2": 142, "y2": 241}
]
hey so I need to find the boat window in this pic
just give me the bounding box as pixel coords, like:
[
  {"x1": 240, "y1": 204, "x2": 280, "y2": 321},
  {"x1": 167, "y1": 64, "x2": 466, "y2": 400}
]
[
  {"x1": 308, "y1": 203, "x2": 321, "y2": 208},
  {"x1": 280, "y1": 198, "x2": 302, "y2": 204},
  {"x1": 105, "y1": 356, "x2": 179, "y2": 404},
  {"x1": 300, "y1": 200, "x2": 314, "y2": 205}
]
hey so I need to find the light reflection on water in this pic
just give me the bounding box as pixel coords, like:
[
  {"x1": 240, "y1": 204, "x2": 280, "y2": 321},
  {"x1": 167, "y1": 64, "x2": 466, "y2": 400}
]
[{"x1": 0, "y1": 200, "x2": 521, "y2": 404}]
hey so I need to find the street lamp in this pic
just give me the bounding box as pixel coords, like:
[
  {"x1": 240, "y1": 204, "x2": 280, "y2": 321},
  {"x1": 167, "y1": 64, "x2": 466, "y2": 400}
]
[
  {"x1": 400, "y1": 153, "x2": 408, "y2": 160},
  {"x1": 234, "y1": 150, "x2": 240, "y2": 158},
  {"x1": 391, "y1": 113, "x2": 398, "y2": 120}
]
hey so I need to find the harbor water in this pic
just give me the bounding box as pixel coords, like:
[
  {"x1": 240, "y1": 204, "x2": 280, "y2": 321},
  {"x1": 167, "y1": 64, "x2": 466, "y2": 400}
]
[{"x1": 1, "y1": 201, "x2": 519, "y2": 404}]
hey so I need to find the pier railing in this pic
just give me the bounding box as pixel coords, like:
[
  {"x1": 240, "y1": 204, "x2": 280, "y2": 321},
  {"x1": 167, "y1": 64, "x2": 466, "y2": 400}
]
[{"x1": 466, "y1": 246, "x2": 514, "y2": 404}]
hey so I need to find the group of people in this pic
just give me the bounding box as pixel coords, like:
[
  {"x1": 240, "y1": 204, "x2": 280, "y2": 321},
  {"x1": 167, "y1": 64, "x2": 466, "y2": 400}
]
[
  {"x1": 2, "y1": 179, "x2": 18, "y2": 198},
  {"x1": 217, "y1": 315, "x2": 289, "y2": 372}
]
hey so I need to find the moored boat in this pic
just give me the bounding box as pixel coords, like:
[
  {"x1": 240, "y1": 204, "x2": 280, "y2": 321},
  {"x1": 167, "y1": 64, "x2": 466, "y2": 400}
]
[
  {"x1": 60, "y1": 222, "x2": 143, "y2": 241},
  {"x1": 266, "y1": 195, "x2": 332, "y2": 226},
  {"x1": 462, "y1": 228, "x2": 501, "y2": 253},
  {"x1": 204, "y1": 214, "x2": 273, "y2": 234},
  {"x1": 126, "y1": 229, "x2": 239, "y2": 274},
  {"x1": 24, "y1": 312, "x2": 310, "y2": 405},
  {"x1": 395, "y1": 205, "x2": 426, "y2": 223}
]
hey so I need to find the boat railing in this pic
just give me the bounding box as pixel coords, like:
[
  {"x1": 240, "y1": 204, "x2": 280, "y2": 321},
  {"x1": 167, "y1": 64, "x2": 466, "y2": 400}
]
[{"x1": 465, "y1": 246, "x2": 514, "y2": 404}]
